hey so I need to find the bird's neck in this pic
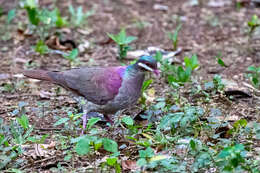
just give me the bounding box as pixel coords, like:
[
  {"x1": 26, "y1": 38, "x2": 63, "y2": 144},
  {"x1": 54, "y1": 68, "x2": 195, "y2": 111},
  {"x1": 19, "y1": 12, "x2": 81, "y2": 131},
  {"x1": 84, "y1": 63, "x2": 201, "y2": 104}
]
[{"x1": 125, "y1": 64, "x2": 142, "y2": 77}]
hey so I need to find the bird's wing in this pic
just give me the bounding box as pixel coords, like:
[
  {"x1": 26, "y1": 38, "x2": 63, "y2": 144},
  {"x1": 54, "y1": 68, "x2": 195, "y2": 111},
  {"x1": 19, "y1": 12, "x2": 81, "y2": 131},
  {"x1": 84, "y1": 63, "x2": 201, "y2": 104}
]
[{"x1": 48, "y1": 66, "x2": 126, "y2": 105}]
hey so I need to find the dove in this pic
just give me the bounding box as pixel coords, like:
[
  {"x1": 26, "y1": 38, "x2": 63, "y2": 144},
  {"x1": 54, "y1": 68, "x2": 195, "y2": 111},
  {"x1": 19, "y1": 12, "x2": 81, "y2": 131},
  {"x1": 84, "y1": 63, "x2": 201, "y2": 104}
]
[{"x1": 23, "y1": 55, "x2": 159, "y2": 133}]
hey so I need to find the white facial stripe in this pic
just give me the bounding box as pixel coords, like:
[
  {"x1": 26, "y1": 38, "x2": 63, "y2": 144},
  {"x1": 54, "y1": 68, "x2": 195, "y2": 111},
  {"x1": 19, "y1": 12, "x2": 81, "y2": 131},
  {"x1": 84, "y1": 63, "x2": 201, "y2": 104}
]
[{"x1": 138, "y1": 62, "x2": 153, "y2": 72}]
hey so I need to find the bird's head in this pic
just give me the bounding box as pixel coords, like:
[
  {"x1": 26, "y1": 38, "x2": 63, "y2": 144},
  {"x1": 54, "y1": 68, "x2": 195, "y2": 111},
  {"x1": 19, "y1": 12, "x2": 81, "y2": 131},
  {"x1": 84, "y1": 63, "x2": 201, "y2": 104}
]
[{"x1": 136, "y1": 55, "x2": 160, "y2": 75}]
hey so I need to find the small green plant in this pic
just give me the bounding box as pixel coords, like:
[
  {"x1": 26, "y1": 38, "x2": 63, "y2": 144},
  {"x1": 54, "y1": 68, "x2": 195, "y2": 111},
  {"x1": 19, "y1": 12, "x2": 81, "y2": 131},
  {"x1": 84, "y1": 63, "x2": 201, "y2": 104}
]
[
  {"x1": 168, "y1": 24, "x2": 182, "y2": 51},
  {"x1": 1, "y1": 83, "x2": 15, "y2": 93},
  {"x1": 73, "y1": 135, "x2": 118, "y2": 155},
  {"x1": 248, "y1": 15, "x2": 260, "y2": 37},
  {"x1": 104, "y1": 157, "x2": 121, "y2": 173},
  {"x1": 0, "y1": 102, "x2": 46, "y2": 169},
  {"x1": 204, "y1": 75, "x2": 225, "y2": 94},
  {"x1": 108, "y1": 29, "x2": 137, "y2": 60},
  {"x1": 34, "y1": 40, "x2": 49, "y2": 55},
  {"x1": 156, "y1": 52, "x2": 199, "y2": 85},
  {"x1": 246, "y1": 66, "x2": 260, "y2": 89},
  {"x1": 22, "y1": 0, "x2": 67, "y2": 40},
  {"x1": 137, "y1": 147, "x2": 155, "y2": 166},
  {"x1": 216, "y1": 144, "x2": 247, "y2": 172},
  {"x1": 140, "y1": 79, "x2": 153, "y2": 106},
  {"x1": 55, "y1": 115, "x2": 118, "y2": 156},
  {"x1": 68, "y1": 5, "x2": 94, "y2": 27},
  {"x1": 215, "y1": 52, "x2": 227, "y2": 67},
  {"x1": 63, "y1": 48, "x2": 79, "y2": 66}
]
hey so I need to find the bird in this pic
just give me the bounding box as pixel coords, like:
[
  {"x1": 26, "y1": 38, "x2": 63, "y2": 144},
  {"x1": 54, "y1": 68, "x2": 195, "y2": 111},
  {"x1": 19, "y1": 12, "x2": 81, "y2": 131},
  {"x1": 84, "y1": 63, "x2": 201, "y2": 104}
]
[{"x1": 23, "y1": 55, "x2": 159, "y2": 133}]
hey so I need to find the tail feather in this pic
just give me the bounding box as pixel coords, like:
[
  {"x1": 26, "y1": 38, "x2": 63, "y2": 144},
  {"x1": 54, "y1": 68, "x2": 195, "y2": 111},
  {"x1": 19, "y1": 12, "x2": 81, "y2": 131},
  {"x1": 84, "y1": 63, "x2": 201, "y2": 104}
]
[{"x1": 22, "y1": 70, "x2": 53, "y2": 81}]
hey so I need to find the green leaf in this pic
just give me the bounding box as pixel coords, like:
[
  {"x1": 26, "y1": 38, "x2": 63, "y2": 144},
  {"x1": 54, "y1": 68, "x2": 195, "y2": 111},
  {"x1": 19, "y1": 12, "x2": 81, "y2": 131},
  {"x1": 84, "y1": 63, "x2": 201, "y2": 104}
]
[
  {"x1": 7, "y1": 9, "x2": 16, "y2": 24},
  {"x1": 106, "y1": 157, "x2": 118, "y2": 166},
  {"x1": 108, "y1": 29, "x2": 137, "y2": 45},
  {"x1": 124, "y1": 36, "x2": 137, "y2": 44},
  {"x1": 63, "y1": 48, "x2": 78, "y2": 61},
  {"x1": 172, "y1": 24, "x2": 182, "y2": 50},
  {"x1": 184, "y1": 54, "x2": 199, "y2": 70},
  {"x1": 16, "y1": 115, "x2": 29, "y2": 130},
  {"x1": 139, "y1": 147, "x2": 154, "y2": 158},
  {"x1": 142, "y1": 79, "x2": 153, "y2": 92},
  {"x1": 154, "y1": 51, "x2": 163, "y2": 62},
  {"x1": 107, "y1": 33, "x2": 118, "y2": 43},
  {"x1": 25, "y1": 7, "x2": 39, "y2": 25},
  {"x1": 189, "y1": 139, "x2": 196, "y2": 151},
  {"x1": 34, "y1": 40, "x2": 49, "y2": 55},
  {"x1": 217, "y1": 58, "x2": 227, "y2": 67},
  {"x1": 137, "y1": 158, "x2": 147, "y2": 166},
  {"x1": 122, "y1": 116, "x2": 134, "y2": 126},
  {"x1": 233, "y1": 119, "x2": 247, "y2": 129},
  {"x1": 54, "y1": 117, "x2": 69, "y2": 126},
  {"x1": 86, "y1": 117, "x2": 101, "y2": 130},
  {"x1": 64, "y1": 154, "x2": 72, "y2": 161},
  {"x1": 94, "y1": 139, "x2": 103, "y2": 151},
  {"x1": 75, "y1": 137, "x2": 90, "y2": 155},
  {"x1": 102, "y1": 138, "x2": 118, "y2": 153},
  {"x1": 159, "y1": 112, "x2": 183, "y2": 129}
]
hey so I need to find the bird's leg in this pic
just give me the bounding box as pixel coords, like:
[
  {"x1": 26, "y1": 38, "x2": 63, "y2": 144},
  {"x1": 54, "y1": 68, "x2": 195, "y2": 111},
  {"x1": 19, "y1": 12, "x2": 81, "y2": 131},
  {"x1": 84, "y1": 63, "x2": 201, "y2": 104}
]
[
  {"x1": 76, "y1": 96, "x2": 88, "y2": 135},
  {"x1": 81, "y1": 109, "x2": 88, "y2": 134}
]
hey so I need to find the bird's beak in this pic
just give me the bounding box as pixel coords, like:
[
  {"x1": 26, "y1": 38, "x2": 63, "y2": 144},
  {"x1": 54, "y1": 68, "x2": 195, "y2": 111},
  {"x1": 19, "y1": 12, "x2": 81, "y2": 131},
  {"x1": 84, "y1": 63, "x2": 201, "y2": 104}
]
[{"x1": 138, "y1": 62, "x2": 160, "y2": 76}]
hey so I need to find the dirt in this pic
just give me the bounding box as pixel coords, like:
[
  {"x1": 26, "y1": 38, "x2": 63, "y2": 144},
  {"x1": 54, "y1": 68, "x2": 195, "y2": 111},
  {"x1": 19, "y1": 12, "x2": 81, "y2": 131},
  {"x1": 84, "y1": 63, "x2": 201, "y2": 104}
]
[{"x1": 0, "y1": 0, "x2": 259, "y2": 171}]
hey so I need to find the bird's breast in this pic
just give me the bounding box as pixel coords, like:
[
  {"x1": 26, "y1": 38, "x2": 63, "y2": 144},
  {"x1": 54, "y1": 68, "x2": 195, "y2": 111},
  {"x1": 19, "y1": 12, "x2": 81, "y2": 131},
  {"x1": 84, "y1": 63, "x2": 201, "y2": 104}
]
[{"x1": 101, "y1": 73, "x2": 145, "y2": 113}]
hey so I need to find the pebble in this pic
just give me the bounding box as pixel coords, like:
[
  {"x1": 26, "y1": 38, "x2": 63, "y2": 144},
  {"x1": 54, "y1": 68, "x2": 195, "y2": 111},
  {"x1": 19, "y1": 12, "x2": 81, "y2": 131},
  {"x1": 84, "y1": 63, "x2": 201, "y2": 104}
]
[{"x1": 153, "y1": 4, "x2": 169, "y2": 11}]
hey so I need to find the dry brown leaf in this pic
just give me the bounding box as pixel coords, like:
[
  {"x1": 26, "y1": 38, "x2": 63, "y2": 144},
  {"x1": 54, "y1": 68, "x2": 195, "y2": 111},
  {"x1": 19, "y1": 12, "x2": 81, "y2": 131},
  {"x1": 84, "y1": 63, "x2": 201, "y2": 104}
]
[{"x1": 122, "y1": 160, "x2": 138, "y2": 171}]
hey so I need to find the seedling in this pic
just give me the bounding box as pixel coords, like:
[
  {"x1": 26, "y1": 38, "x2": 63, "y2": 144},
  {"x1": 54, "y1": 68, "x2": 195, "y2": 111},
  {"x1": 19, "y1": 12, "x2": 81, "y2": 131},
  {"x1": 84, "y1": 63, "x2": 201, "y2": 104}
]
[
  {"x1": 215, "y1": 52, "x2": 227, "y2": 67},
  {"x1": 168, "y1": 24, "x2": 182, "y2": 51},
  {"x1": 34, "y1": 40, "x2": 49, "y2": 55},
  {"x1": 155, "y1": 51, "x2": 199, "y2": 85},
  {"x1": 246, "y1": 65, "x2": 260, "y2": 89},
  {"x1": 22, "y1": 0, "x2": 67, "y2": 41},
  {"x1": 108, "y1": 29, "x2": 137, "y2": 59},
  {"x1": 63, "y1": 48, "x2": 79, "y2": 66},
  {"x1": 105, "y1": 157, "x2": 121, "y2": 173},
  {"x1": 137, "y1": 147, "x2": 155, "y2": 166},
  {"x1": 248, "y1": 15, "x2": 260, "y2": 37},
  {"x1": 216, "y1": 144, "x2": 247, "y2": 172},
  {"x1": 140, "y1": 79, "x2": 153, "y2": 106},
  {"x1": 69, "y1": 5, "x2": 94, "y2": 27}
]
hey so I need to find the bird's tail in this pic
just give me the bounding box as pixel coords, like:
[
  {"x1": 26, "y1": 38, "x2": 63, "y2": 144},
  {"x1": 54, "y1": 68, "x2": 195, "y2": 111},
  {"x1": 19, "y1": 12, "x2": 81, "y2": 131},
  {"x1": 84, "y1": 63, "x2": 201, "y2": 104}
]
[{"x1": 22, "y1": 70, "x2": 54, "y2": 81}]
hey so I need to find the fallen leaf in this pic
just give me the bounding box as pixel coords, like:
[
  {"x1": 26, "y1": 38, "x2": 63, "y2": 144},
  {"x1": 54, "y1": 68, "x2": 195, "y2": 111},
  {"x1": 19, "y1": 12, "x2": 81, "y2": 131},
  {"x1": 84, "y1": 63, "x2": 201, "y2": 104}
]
[
  {"x1": 150, "y1": 155, "x2": 169, "y2": 162},
  {"x1": 122, "y1": 160, "x2": 138, "y2": 170}
]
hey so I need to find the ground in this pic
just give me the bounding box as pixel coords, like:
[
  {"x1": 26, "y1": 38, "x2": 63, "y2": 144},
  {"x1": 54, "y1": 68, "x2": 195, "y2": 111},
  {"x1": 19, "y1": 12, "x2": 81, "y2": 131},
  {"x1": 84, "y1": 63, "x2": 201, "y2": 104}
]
[{"x1": 0, "y1": 0, "x2": 259, "y2": 172}]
